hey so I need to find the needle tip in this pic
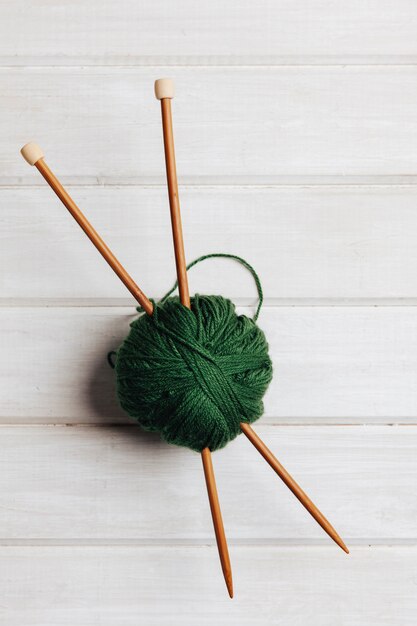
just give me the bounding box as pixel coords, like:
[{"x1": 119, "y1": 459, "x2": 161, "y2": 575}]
[
  {"x1": 226, "y1": 574, "x2": 234, "y2": 599},
  {"x1": 337, "y1": 538, "x2": 349, "y2": 554}
]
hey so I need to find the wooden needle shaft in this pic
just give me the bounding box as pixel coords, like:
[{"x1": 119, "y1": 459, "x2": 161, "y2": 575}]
[
  {"x1": 24, "y1": 142, "x2": 236, "y2": 593},
  {"x1": 201, "y1": 448, "x2": 234, "y2": 595},
  {"x1": 158, "y1": 92, "x2": 233, "y2": 598},
  {"x1": 24, "y1": 139, "x2": 234, "y2": 593},
  {"x1": 34, "y1": 158, "x2": 154, "y2": 315},
  {"x1": 160, "y1": 98, "x2": 190, "y2": 308},
  {"x1": 240, "y1": 422, "x2": 349, "y2": 554}
]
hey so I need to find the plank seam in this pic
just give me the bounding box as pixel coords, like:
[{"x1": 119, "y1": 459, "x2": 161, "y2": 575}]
[
  {"x1": 2, "y1": 60, "x2": 417, "y2": 68},
  {"x1": 4, "y1": 179, "x2": 417, "y2": 187},
  {"x1": 0, "y1": 538, "x2": 414, "y2": 547}
]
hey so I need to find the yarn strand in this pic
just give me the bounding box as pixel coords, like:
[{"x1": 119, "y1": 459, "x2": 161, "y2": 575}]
[{"x1": 156, "y1": 253, "x2": 264, "y2": 321}]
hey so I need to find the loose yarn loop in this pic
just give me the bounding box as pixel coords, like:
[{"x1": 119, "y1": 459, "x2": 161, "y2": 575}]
[{"x1": 114, "y1": 255, "x2": 273, "y2": 452}]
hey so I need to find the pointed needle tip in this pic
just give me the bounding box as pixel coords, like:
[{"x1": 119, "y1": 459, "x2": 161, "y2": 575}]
[
  {"x1": 337, "y1": 538, "x2": 349, "y2": 554},
  {"x1": 225, "y1": 575, "x2": 234, "y2": 599}
]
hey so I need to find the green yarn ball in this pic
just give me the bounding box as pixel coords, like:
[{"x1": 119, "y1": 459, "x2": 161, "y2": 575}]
[{"x1": 115, "y1": 294, "x2": 273, "y2": 452}]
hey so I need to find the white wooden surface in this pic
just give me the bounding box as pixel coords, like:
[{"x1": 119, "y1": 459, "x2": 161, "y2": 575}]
[
  {"x1": 2, "y1": 185, "x2": 417, "y2": 300},
  {"x1": 1, "y1": 1, "x2": 417, "y2": 624},
  {"x1": 2, "y1": 1, "x2": 417, "y2": 63},
  {"x1": 1, "y1": 547, "x2": 415, "y2": 626},
  {"x1": 0, "y1": 425, "x2": 416, "y2": 540},
  {"x1": 1, "y1": 306, "x2": 417, "y2": 423},
  {"x1": 5, "y1": 67, "x2": 417, "y2": 184}
]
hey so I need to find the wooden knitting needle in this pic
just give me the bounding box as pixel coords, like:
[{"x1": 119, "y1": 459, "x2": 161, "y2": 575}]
[
  {"x1": 152, "y1": 79, "x2": 347, "y2": 557},
  {"x1": 20, "y1": 142, "x2": 153, "y2": 315},
  {"x1": 240, "y1": 423, "x2": 349, "y2": 553},
  {"x1": 20, "y1": 142, "x2": 347, "y2": 558},
  {"x1": 20, "y1": 141, "x2": 234, "y2": 594},
  {"x1": 155, "y1": 79, "x2": 233, "y2": 598}
]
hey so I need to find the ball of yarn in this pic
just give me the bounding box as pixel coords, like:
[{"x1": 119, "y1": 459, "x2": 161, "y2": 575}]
[{"x1": 115, "y1": 294, "x2": 273, "y2": 452}]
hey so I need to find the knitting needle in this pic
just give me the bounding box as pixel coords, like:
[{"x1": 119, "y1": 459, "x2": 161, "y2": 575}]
[
  {"x1": 240, "y1": 423, "x2": 349, "y2": 553},
  {"x1": 148, "y1": 82, "x2": 347, "y2": 555},
  {"x1": 155, "y1": 78, "x2": 233, "y2": 598},
  {"x1": 20, "y1": 144, "x2": 347, "y2": 557},
  {"x1": 20, "y1": 142, "x2": 153, "y2": 315},
  {"x1": 19, "y1": 142, "x2": 235, "y2": 590}
]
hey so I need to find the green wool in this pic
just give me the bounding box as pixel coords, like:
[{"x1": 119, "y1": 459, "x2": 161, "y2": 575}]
[{"x1": 114, "y1": 255, "x2": 273, "y2": 452}]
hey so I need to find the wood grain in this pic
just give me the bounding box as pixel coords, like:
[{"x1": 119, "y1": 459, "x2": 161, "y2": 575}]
[
  {"x1": 1, "y1": 546, "x2": 416, "y2": 625},
  {"x1": 0, "y1": 424, "x2": 415, "y2": 541},
  {"x1": 2, "y1": 185, "x2": 417, "y2": 301},
  {"x1": 6, "y1": 67, "x2": 417, "y2": 184},
  {"x1": 1, "y1": 0, "x2": 417, "y2": 63},
  {"x1": 0, "y1": 546, "x2": 417, "y2": 626},
  {"x1": 1, "y1": 306, "x2": 415, "y2": 423}
]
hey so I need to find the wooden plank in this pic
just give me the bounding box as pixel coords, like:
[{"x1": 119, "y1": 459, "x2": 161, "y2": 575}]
[
  {"x1": 1, "y1": 1, "x2": 417, "y2": 63},
  {"x1": 1, "y1": 306, "x2": 416, "y2": 423},
  {"x1": 0, "y1": 546, "x2": 416, "y2": 625},
  {"x1": 0, "y1": 424, "x2": 415, "y2": 540},
  {"x1": 8, "y1": 67, "x2": 417, "y2": 184},
  {"x1": 2, "y1": 185, "x2": 417, "y2": 300}
]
